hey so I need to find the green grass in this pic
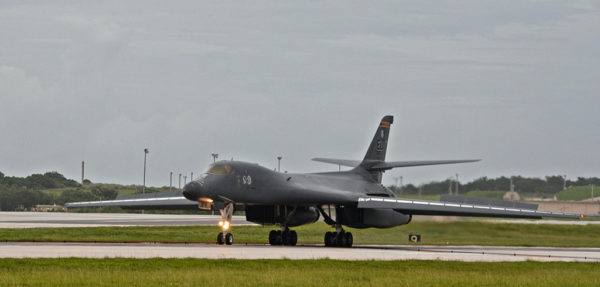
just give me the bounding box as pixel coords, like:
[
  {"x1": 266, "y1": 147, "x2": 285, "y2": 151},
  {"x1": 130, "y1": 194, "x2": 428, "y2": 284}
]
[
  {"x1": 1, "y1": 221, "x2": 599, "y2": 247},
  {"x1": 0, "y1": 258, "x2": 598, "y2": 286},
  {"x1": 557, "y1": 186, "x2": 597, "y2": 201},
  {"x1": 40, "y1": 187, "x2": 75, "y2": 196}
]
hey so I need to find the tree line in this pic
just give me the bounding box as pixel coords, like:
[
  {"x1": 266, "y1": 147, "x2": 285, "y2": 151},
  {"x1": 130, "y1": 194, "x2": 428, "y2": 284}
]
[
  {"x1": 0, "y1": 171, "x2": 118, "y2": 211},
  {"x1": 388, "y1": 175, "x2": 600, "y2": 197},
  {"x1": 1, "y1": 171, "x2": 599, "y2": 211}
]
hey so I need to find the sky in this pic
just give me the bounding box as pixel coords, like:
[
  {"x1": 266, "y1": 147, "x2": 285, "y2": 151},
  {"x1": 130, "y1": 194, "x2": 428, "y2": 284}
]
[{"x1": 1, "y1": 0, "x2": 599, "y2": 187}]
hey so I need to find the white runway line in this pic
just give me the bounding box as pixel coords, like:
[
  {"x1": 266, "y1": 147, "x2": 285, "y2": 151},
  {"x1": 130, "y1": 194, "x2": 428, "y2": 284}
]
[{"x1": 0, "y1": 242, "x2": 598, "y2": 262}]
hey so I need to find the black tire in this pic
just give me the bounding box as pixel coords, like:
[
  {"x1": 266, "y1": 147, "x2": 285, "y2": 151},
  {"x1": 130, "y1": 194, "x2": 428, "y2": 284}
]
[
  {"x1": 282, "y1": 230, "x2": 289, "y2": 246},
  {"x1": 225, "y1": 233, "x2": 234, "y2": 245},
  {"x1": 344, "y1": 232, "x2": 353, "y2": 248},
  {"x1": 217, "y1": 232, "x2": 225, "y2": 245},
  {"x1": 288, "y1": 230, "x2": 297, "y2": 246},
  {"x1": 324, "y1": 232, "x2": 333, "y2": 247},
  {"x1": 269, "y1": 230, "x2": 277, "y2": 245},
  {"x1": 336, "y1": 232, "x2": 346, "y2": 247},
  {"x1": 275, "y1": 230, "x2": 283, "y2": 245}
]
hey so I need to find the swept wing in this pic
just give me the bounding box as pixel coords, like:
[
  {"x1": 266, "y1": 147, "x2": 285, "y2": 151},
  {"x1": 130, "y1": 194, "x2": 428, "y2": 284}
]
[
  {"x1": 357, "y1": 196, "x2": 589, "y2": 219},
  {"x1": 65, "y1": 191, "x2": 198, "y2": 210}
]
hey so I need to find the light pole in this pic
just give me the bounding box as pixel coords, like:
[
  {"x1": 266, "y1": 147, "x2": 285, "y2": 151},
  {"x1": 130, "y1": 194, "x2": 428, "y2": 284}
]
[
  {"x1": 277, "y1": 155, "x2": 282, "y2": 172},
  {"x1": 455, "y1": 173, "x2": 459, "y2": 195},
  {"x1": 563, "y1": 175, "x2": 567, "y2": 190},
  {"x1": 211, "y1": 152, "x2": 219, "y2": 163},
  {"x1": 169, "y1": 172, "x2": 173, "y2": 192},
  {"x1": 143, "y1": 148, "x2": 149, "y2": 194},
  {"x1": 178, "y1": 173, "x2": 182, "y2": 190},
  {"x1": 400, "y1": 176, "x2": 403, "y2": 195}
]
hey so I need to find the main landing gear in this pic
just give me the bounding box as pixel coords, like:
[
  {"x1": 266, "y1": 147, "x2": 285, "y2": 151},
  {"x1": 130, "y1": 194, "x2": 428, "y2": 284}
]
[
  {"x1": 268, "y1": 227, "x2": 297, "y2": 246},
  {"x1": 317, "y1": 205, "x2": 353, "y2": 248},
  {"x1": 216, "y1": 203, "x2": 234, "y2": 245},
  {"x1": 324, "y1": 227, "x2": 353, "y2": 247}
]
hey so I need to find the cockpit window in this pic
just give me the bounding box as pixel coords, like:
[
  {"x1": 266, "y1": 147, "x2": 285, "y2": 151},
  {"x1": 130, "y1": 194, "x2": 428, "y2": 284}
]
[{"x1": 206, "y1": 164, "x2": 235, "y2": 175}]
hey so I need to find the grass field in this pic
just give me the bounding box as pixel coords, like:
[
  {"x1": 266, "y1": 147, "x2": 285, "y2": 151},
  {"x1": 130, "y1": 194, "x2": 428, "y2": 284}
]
[
  {"x1": 0, "y1": 258, "x2": 598, "y2": 286},
  {"x1": 557, "y1": 186, "x2": 597, "y2": 201},
  {"x1": 1, "y1": 221, "x2": 599, "y2": 247}
]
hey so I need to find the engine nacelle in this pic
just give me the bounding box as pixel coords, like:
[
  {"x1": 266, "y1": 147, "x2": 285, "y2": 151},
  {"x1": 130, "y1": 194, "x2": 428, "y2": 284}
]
[
  {"x1": 336, "y1": 207, "x2": 411, "y2": 228},
  {"x1": 246, "y1": 205, "x2": 320, "y2": 227}
]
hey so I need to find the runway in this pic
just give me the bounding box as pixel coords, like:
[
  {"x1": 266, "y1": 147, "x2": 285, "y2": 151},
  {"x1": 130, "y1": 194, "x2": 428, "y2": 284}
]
[
  {"x1": 2, "y1": 212, "x2": 598, "y2": 262},
  {"x1": 0, "y1": 212, "x2": 253, "y2": 228},
  {"x1": 2, "y1": 212, "x2": 596, "y2": 229},
  {"x1": 0, "y1": 242, "x2": 598, "y2": 262}
]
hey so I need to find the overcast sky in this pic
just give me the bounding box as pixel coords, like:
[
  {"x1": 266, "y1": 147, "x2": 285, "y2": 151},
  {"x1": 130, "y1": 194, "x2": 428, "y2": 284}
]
[{"x1": 1, "y1": 1, "x2": 598, "y2": 187}]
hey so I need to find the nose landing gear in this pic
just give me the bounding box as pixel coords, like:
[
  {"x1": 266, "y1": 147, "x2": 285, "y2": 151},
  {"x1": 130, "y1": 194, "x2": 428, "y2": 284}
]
[{"x1": 216, "y1": 203, "x2": 234, "y2": 245}]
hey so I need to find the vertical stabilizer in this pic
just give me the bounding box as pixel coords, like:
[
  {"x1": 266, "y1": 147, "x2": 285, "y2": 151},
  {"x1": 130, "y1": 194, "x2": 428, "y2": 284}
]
[
  {"x1": 362, "y1": 115, "x2": 393, "y2": 162},
  {"x1": 356, "y1": 115, "x2": 393, "y2": 183}
]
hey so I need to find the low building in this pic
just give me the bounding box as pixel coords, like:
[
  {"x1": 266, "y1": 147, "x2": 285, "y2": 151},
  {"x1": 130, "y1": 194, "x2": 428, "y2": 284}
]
[
  {"x1": 33, "y1": 204, "x2": 66, "y2": 212},
  {"x1": 522, "y1": 200, "x2": 600, "y2": 215}
]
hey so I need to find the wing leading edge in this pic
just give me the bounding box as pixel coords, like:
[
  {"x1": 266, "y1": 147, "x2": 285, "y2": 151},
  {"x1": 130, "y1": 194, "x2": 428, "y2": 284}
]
[
  {"x1": 66, "y1": 192, "x2": 199, "y2": 210},
  {"x1": 357, "y1": 197, "x2": 590, "y2": 219}
]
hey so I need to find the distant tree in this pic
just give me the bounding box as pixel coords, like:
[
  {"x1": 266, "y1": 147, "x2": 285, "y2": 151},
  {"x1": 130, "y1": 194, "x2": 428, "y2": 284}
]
[
  {"x1": 91, "y1": 186, "x2": 117, "y2": 200},
  {"x1": 0, "y1": 187, "x2": 52, "y2": 210},
  {"x1": 57, "y1": 189, "x2": 95, "y2": 205},
  {"x1": 0, "y1": 171, "x2": 4, "y2": 182},
  {"x1": 420, "y1": 180, "x2": 452, "y2": 195},
  {"x1": 545, "y1": 175, "x2": 565, "y2": 190}
]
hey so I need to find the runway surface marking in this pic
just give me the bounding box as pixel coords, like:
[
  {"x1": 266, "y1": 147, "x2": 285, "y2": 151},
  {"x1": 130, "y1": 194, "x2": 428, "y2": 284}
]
[{"x1": 0, "y1": 242, "x2": 598, "y2": 262}]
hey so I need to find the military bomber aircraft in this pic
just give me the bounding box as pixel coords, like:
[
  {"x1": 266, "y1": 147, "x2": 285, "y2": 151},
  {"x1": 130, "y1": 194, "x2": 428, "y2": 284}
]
[{"x1": 67, "y1": 116, "x2": 590, "y2": 247}]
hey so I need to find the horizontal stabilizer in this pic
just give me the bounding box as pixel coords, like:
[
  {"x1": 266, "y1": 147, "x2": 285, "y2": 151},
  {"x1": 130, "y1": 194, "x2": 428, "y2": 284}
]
[
  {"x1": 312, "y1": 158, "x2": 362, "y2": 167},
  {"x1": 369, "y1": 159, "x2": 480, "y2": 170}
]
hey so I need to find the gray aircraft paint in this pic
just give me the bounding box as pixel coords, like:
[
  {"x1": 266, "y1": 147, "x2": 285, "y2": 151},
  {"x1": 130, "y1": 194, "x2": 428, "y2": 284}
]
[{"x1": 67, "y1": 116, "x2": 591, "y2": 234}]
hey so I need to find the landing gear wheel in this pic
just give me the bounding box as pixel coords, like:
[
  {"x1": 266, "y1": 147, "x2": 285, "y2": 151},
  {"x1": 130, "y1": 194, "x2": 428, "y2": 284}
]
[
  {"x1": 324, "y1": 232, "x2": 334, "y2": 247},
  {"x1": 282, "y1": 229, "x2": 289, "y2": 246},
  {"x1": 225, "y1": 233, "x2": 234, "y2": 245},
  {"x1": 217, "y1": 232, "x2": 225, "y2": 245},
  {"x1": 336, "y1": 231, "x2": 347, "y2": 247},
  {"x1": 216, "y1": 203, "x2": 234, "y2": 246},
  {"x1": 287, "y1": 230, "x2": 297, "y2": 246},
  {"x1": 269, "y1": 230, "x2": 278, "y2": 245},
  {"x1": 344, "y1": 232, "x2": 353, "y2": 248},
  {"x1": 275, "y1": 230, "x2": 283, "y2": 245}
]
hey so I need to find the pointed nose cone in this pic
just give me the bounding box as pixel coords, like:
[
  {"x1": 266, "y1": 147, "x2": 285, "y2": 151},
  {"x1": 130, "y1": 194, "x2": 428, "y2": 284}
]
[{"x1": 182, "y1": 180, "x2": 203, "y2": 201}]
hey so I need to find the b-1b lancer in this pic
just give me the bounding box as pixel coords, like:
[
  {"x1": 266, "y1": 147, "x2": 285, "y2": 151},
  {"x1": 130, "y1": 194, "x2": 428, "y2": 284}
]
[{"x1": 67, "y1": 116, "x2": 590, "y2": 247}]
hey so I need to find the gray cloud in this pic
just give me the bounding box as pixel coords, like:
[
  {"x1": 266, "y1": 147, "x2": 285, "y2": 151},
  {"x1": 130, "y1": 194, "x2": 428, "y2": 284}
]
[{"x1": 0, "y1": 0, "x2": 598, "y2": 187}]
